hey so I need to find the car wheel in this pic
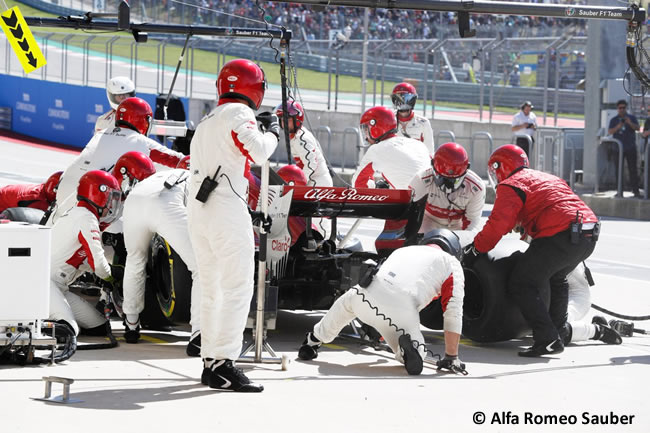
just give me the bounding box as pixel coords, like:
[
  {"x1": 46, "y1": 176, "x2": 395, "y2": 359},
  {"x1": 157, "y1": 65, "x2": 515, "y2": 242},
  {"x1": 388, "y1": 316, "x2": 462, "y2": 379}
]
[{"x1": 141, "y1": 235, "x2": 192, "y2": 328}]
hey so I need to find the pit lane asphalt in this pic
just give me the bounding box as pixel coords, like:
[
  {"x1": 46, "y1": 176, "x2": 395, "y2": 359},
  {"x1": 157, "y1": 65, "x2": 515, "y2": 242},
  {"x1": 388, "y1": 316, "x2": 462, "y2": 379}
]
[{"x1": 1, "y1": 135, "x2": 649, "y2": 433}]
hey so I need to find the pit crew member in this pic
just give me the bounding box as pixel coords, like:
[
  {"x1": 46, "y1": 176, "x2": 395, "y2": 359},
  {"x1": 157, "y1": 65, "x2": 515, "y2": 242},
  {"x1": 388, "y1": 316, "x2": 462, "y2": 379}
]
[
  {"x1": 410, "y1": 142, "x2": 485, "y2": 233},
  {"x1": 188, "y1": 59, "x2": 278, "y2": 392},
  {"x1": 0, "y1": 171, "x2": 62, "y2": 214},
  {"x1": 119, "y1": 153, "x2": 202, "y2": 356},
  {"x1": 95, "y1": 76, "x2": 136, "y2": 133},
  {"x1": 352, "y1": 106, "x2": 430, "y2": 190},
  {"x1": 299, "y1": 229, "x2": 465, "y2": 375},
  {"x1": 464, "y1": 144, "x2": 599, "y2": 357},
  {"x1": 48, "y1": 170, "x2": 122, "y2": 335},
  {"x1": 392, "y1": 82, "x2": 434, "y2": 156},
  {"x1": 275, "y1": 100, "x2": 333, "y2": 187},
  {"x1": 52, "y1": 97, "x2": 183, "y2": 224}
]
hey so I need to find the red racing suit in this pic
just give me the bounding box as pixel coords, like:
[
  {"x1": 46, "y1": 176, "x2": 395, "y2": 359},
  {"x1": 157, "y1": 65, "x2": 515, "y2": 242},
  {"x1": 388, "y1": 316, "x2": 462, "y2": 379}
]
[
  {"x1": 352, "y1": 135, "x2": 430, "y2": 190},
  {"x1": 474, "y1": 168, "x2": 598, "y2": 253},
  {"x1": 409, "y1": 167, "x2": 485, "y2": 232},
  {"x1": 0, "y1": 183, "x2": 49, "y2": 213},
  {"x1": 397, "y1": 111, "x2": 434, "y2": 156}
]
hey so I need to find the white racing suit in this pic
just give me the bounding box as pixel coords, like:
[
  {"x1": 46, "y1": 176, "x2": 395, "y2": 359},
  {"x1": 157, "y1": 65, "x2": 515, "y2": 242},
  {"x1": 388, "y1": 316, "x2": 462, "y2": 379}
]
[
  {"x1": 314, "y1": 245, "x2": 464, "y2": 363},
  {"x1": 121, "y1": 169, "x2": 201, "y2": 336},
  {"x1": 566, "y1": 263, "x2": 599, "y2": 342},
  {"x1": 188, "y1": 101, "x2": 278, "y2": 361},
  {"x1": 95, "y1": 109, "x2": 116, "y2": 133},
  {"x1": 290, "y1": 127, "x2": 333, "y2": 237},
  {"x1": 409, "y1": 167, "x2": 486, "y2": 233},
  {"x1": 397, "y1": 112, "x2": 434, "y2": 156},
  {"x1": 51, "y1": 127, "x2": 183, "y2": 225},
  {"x1": 49, "y1": 206, "x2": 111, "y2": 335},
  {"x1": 290, "y1": 128, "x2": 333, "y2": 187},
  {"x1": 352, "y1": 135, "x2": 430, "y2": 189}
]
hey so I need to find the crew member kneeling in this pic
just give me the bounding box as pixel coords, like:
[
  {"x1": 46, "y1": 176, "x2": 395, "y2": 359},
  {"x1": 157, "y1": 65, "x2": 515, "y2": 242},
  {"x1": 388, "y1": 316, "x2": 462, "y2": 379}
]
[
  {"x1": 298, "y1": 230, "x2": 465, "y2": 375},
  {"x1": 49, "y1": 170, "x2": 122, "y2": 335},
  {"x1": 464, "y1": 144, "x2": 599, "y2": 357}
]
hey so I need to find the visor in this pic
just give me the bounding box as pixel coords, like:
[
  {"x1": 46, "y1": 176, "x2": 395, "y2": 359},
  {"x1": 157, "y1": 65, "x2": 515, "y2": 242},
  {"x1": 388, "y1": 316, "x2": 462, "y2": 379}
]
[
  {"x1": 391, "y1": 93, "x2": 417, "y2": 111},
  {"x1": 100, "y1": 189, "x2": 124, "y2": 225},
  {"x1": 434, "y1": 172, "x2": 466, "y2": 193},
  {"x1": 108, "y1": 90, "x2": 136, "y2": 108},
  {"x1": 360, "y1": 123, "x2": 372, "y2": 143},
  {"x1": 487, "y1": 166, "x2": 499, "y2": 188}
]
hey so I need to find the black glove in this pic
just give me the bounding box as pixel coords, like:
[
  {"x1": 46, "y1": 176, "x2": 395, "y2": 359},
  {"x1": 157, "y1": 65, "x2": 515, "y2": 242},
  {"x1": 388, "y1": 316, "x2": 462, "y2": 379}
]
[
  {"x1": 436, "y1": 354, "x2": 468, "y2": 375},
  {"x1": 250, "y1": 210, "x2": 273, "y2": 232},
  {"x1": 462, "y1": 242, "x2": 481, "y2": 268},
  {"x1": 256, "y1": 112, "x2": 280, "y2": 139},
  {"x1": 374, "y1": 179, "x2": 390, "y2": 189},
  {"x1": 109, "y1": 263, "x2": 125, "y2": 283}
]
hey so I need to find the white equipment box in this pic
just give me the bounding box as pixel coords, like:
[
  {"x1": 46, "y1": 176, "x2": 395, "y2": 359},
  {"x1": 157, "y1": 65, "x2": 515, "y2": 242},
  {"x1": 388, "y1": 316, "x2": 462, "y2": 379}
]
[{"x1": 0, "y1": 221, "x2": 51, "y2": 321}]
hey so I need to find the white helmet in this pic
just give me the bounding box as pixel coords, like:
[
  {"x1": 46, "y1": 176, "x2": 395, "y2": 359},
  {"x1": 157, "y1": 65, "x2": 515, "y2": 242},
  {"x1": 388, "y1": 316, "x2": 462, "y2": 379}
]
[{"x1": 106, "y1": 76, "x2": 136, "y2": 109}]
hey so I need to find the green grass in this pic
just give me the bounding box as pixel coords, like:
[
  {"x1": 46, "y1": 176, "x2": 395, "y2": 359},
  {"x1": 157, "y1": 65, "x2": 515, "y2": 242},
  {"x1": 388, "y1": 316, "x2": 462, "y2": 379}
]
[{"x1": 6, "y1": 0, "x2": 584, "y2": 118}]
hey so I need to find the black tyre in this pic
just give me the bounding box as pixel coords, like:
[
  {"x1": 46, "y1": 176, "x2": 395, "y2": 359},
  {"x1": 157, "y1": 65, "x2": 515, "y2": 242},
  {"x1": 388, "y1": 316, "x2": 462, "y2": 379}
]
[
  {"x1": 141, "y1": 235, "x2": 193, "y2": 328},
  {"x1": 0, "y1": 207, "x2": 45, "y2": 224},
  {"x1": 461, "y1": 239, "x2": 550, "y2": 342}
]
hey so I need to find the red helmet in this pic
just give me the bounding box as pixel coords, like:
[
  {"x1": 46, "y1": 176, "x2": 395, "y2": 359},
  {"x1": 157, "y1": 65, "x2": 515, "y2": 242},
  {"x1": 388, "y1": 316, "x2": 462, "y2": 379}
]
[
  {"x1": 433, "y1": 142, "x2": 469, "y2": 193},
  {"x1": 216, "y1": 59, "x2": 267, "y2": 110},
  {"x1": 43, "y1": 171, "x2": 63, "y2": 203},
  {"x1": 112, "y1": 151, "x2": 156, "y2": 195},
  {"x1": 277, "y1": 164, "x2": 307, "y2": 186},
  {"x1": 360, "y1": 106, "x2": 398, "y2": 143},
  {"x1": 116, "y1": 97, "x2": 153, "y2": 135},
  {"x1": 487, "y1": 144, "x2": 529, "y2": 187},
  {"x1": 177, "y1": 155, "x2": 191, "y2": 170},
  {"x1": 275, "y1": 100, "x2": 304, "y2": 130},
  {"x1": 77, "y1": 170, "x2": 123, "y2": 224},
  {"x1": 391, "y1": 82, "x2": 418, "y2": 112}
]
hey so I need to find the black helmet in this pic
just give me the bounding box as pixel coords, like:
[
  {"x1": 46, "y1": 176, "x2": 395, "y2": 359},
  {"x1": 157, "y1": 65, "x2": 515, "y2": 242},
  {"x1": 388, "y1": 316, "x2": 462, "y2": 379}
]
[{"x1": 419, "y1": 228, "x2": 462, "y2": 260}]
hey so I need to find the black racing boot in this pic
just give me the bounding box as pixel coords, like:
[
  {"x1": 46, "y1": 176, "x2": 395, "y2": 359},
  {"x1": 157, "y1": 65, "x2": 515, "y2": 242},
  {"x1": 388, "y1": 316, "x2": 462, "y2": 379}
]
[
  {"x1": 398, "y1": 334, "x2": 423, "y2": 375},
  {"x1": 591, "y1": 315, "x2": 608, "y2": 327},
  {"x1": 518, "y1": 338, "x2": 564, "y2": 357},
  {"x1": 186, "y1": 333, "x2": 201, "y2": 357},
  {"x1": 559, "y1": 322, "x2": 573, "y2": 346},
  {"x1": 298, "y1": 332, "x2": 322, "y2": 361},
  {"x1": 201, "y1": 359, "x2": 263, "y2": 392},
  {"x1": 123, "y1": 319, "x2": 141, "y2": 344},
  {"x1": 592, "y1": 318, "x2": 622, "y2": 345}
]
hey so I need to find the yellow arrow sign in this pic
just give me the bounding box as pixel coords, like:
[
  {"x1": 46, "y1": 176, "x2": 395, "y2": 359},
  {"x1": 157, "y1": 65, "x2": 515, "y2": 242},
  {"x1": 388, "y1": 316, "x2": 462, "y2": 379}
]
[{"x1": 0, "y1": 6, "x2": 46, "y2": 74}]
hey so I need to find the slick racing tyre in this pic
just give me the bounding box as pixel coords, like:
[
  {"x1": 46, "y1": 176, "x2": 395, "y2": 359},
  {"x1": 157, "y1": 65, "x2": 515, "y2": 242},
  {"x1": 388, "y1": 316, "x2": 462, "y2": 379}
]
[
  {"x1": 142, "y1": 235, "x2": 192, "y2": 327},
  {"x1": 461, "y1": 238, "x2": 550, "y2": 342},
  {"x1": 0, "y1": 207, "x2": 45, "y2": 224}
]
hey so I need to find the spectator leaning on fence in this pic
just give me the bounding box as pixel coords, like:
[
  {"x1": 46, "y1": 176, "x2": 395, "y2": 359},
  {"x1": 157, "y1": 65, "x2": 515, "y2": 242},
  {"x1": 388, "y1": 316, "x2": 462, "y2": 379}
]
[
  {"x1": 511, "y1": 101, "x2": 537, "y2": 158},
  {"x1": 608, "y1": 100, "x2": 641, "y2": 198}
]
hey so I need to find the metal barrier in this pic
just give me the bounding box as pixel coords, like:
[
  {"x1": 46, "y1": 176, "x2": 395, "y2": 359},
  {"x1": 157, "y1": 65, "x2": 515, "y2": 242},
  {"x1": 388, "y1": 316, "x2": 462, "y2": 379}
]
[
  {"x1": 597, "y1": 137, "x2": 624, "y2": 198},
  {"x1": 342, "y1": 127, "x2": 364, "y2": 171},
  {"x1": 436, "y1": 130, "x2": 456, "y2": 146},
  {"x1": 643, "y1": 138, "x2": 650, "y2": 200},
  {"x1": 315, "y1": 125, "x2": 332, "y2": 157},
  {"x1": 469, "y1": 132, "x2": 494, "y2": 178},
  {"x1": 511, "y1": 134, "x2": 534, "y2": 168}
]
